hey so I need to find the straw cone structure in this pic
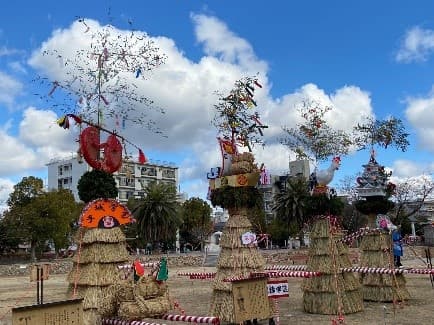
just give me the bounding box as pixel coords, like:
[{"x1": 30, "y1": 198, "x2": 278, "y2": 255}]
[
  {"x1": 68, "y1": 227, "x2": 130, "y2": 324},
  {"x1": 302, "y1": 218, "x2": 363, "y2": 315},
  {"x1": 359, "y1": 215, "x2": 410, "y2": 302},
  {"x1": 210, "y1": 207, "x2": 272, "y2": 323}
]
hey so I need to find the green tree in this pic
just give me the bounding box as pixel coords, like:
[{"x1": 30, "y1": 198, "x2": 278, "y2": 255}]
[
  {"x1": 267, "y1": 218, "x2": 290, "y2": 247},
  {"x1": 272, "y1": 177, "x2": 310, "y2": 245},
  {"x1": 6, "y1": 177, "x2": 80, "y2": 260},
  {"x1": 7, "y1": 176, "x2": 43, "y2": 209},
  {"x1": 353, "y1": 117, "x2": 409, "y2": 152},
  {"x1": 281, "y1": 100, "x2": 353, "y2": 162},
  {"x1": 131, "y1": 182, "x2": 181, "y2": 246},
  {"x1": 180, "y1": 198, "x2": 213, "y2": 251},
  {"x1": 0, "y1": 212, "x2": 21, "y2": 253},
  {"x1": 77, "y1": 170, "x2": 118, "y2": 203}
]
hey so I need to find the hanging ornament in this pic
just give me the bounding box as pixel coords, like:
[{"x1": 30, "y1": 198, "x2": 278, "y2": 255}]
[{"x1": 79, "y1": 126, "x2": 123, "y2": 173}]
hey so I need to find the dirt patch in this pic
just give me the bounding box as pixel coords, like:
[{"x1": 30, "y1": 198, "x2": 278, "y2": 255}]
[{"x1": 1, "y1": 263, "x2": 434, "y2": 325}]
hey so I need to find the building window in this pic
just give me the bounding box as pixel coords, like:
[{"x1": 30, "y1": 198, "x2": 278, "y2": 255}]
[
  {"x1": 162, "y1": 169, "x2": 175, "y2": 178},
  {"x1": 141, "y1": 166, "x2": 157, "y2": 177},
  {"x1": 119, "y1": 177, "x2": 134, "y2": 187},
  {"x1": 58, "y1": 166, "x2": 63, "y2": 176}
]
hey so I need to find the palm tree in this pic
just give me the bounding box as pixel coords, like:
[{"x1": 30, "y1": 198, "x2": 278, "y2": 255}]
[
  {"x1": 272, "y1": 177, "x2": 310, "y2": 245},
  {"x1": 132, "y1": 182, "x2": 182, "y2": 248}
]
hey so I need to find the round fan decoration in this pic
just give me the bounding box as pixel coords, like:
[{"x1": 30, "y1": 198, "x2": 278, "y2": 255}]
[
  {"x1": 79, "y1": 198, "x2": 135, "y2": 228},
  {"x1": 79, "y1": 126, "x2": 123, "y2": 173}
]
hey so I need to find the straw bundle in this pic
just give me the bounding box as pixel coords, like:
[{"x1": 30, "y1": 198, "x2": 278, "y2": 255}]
[
  {"x1": 359, "y1": 230, "x2": 410, "y2": 301},
  {"x1": 118, "y1": 293, "x2": 171, "y2": 319},
  {"x1": 224, "y1": 210, "x2": 254, "y2": 228},
  {"x1": 111, "y1": 281, "x2": 135, "y2": 302},
  {"x1": 212, "y1": 268, "x2": 250, "y2": 291},
  {"x1": 81, "y1": 227, "x2": 127, "y2": 244},
  {"x1": 302, "y1": 273, "x2": 361, "y2": 292},
  {"x1": 359, "y1": 251, "x2": 392, "y2": 267},
  {"x1": 68, "y1": 262, "x2": 122, "y2": 286},
  {"x1": 302, "y1": 219, "x2": 363, "y2": 315},
  {"x1": 360, "y1": 232, "x2": 391, "y2": 252},
  {"x1": 362, "y1": 284, "x2": 410, "y2": 302},
  {"x1": 362, "y1": 273, "x2": 407, "y2": 287},
  {"x1": 217, "y1": 250, "x2": 265, "y2": 269},
  {"x1": 82, "y1": 309, "x2": 101, "y2": 325},
  {"x1": 135, "y1": 276, "x2": 167, "y2": 299},
  {"x1": 210, "y1": 205, "x2": 271, "y2": 322},
  {"x1": 303, "y1": 290, "x2": 363, "y2": 315},
  {"x1": 73, "y1": 242, "x2": 130, "y2": 263},
  {"x1": 309, "y1": 221, "x2": 334, "y2": 239},
  {"x1": 210, "y1": 291, "x2": 236, "y2": 323}
]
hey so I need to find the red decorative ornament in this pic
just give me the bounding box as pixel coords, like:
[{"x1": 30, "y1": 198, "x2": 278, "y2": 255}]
[{"x1": 79, "y1": 126, "x2": 123, "y2": 173}]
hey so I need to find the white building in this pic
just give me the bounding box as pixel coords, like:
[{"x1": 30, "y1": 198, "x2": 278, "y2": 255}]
[
  {"x1": 46, "y1": 155, "x2": 90, "y2": 201},
  {"x1": 46, "y1": 155, "x2": 179, "y2": 203}
]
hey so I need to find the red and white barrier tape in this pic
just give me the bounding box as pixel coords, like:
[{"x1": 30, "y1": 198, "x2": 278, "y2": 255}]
[
  {"x1": 117, "y1": 262, "x2": 159, "y2": 270},
  {"x1": 264, "y1": 271, "x2": 322, "y2": 278},
  {"x1": 265, "y1": 265, "x2": 307, "y2": 271},
  {"x1": 162, "y1": 314, "x2": 220, "y2": 324},
  {"x1": 337, "y1": 227, "x2": 382, "y2": 244},
  {"x1": 102, "y1": 319, "x2": 166, "y2": 325},
  {"x1": 177, "y1": 272, "x2": 216, "y2": 279},
  {"x1": 341, "y1": 267, "x2": 434, "y2": 275}
]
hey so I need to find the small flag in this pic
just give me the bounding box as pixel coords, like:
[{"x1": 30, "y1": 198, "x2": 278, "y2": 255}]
[
  {"x1": 138, "y1": 149, "x2": 147, "y2": 164},
  {"x1": 133, "y1": 259, "x2": 145, "y2": 282}
]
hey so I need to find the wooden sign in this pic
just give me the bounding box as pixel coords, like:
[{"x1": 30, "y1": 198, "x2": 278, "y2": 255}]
[
  {"x1": 232, "y1": 277, "x2": 271, "y2": 323},
  {"x1": 12, "y1": 299, "x2": 83, "y2": 325},
  {"x1": 29, "y1": 263, "x2": 51, "y2": 282}
]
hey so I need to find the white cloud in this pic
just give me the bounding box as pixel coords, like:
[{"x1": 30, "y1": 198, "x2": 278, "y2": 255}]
[
  {"x1": 0, "y1": 178, "x2": 14, "y2": 213},
  {"x1": 0, "y1": 128, "x2": 38, "y2": 176},
  {"x1": 19, "y1": 107, "x2": 74, "y2": 150},
  {"x1": 390, "y1": 159, "x2": 434, "y2": 179},
  {"x1": 0, "y1": 71, "x2": 23, "y2": 107},
  {"x1": 8, "y1": 61, "x2": 27, "y2": 74},
  {"x1": 22, "y1": 15, "x2": 376, "y2": 199},
  {"x1": 191, "y1": 13, "x2": 268, "y2": 72},
  {"x1": 0, "y1": 46, "x2": 22, "y2": 57},
  {"x1": 405, "y1": 90, "x2": 434, "y2": 151},
  {"x1": 396, "y1": 26, "x2": 434, "y2": 63}
]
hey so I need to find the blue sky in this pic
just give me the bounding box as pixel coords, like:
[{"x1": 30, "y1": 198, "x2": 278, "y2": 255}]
[{"x1": 2, "y1": 0, "x2": 434, "y2": 207}]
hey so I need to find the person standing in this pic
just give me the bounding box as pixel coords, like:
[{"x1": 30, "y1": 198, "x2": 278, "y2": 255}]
[{"x1": 392, "y1": 225, "x2": 403, "y2": 267}]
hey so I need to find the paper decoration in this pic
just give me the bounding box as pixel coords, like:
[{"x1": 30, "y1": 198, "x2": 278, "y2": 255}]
[
  {"x1": 376, "y1": 214, "x2": 396, "y2": 231},
  {"x1": 267, "y1": 280, "x2": 289, "y2": 298},
  {"x1": 241, "y1": 231, "x2": 257, "y2": 245},
  {"x1": 218, "y1": 137, "x2": 238, "y2": 176},
  {"x1": 79, "y1": 198, "x2": 134, "y2": 228}
]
